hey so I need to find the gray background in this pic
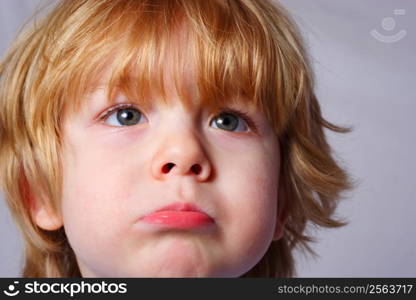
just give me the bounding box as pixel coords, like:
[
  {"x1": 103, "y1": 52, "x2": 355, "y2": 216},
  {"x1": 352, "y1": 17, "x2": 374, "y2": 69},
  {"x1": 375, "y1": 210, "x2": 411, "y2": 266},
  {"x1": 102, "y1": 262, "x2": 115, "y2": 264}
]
[{"x1": 1, "y1": 0, "x2": 415, "y2": 277}]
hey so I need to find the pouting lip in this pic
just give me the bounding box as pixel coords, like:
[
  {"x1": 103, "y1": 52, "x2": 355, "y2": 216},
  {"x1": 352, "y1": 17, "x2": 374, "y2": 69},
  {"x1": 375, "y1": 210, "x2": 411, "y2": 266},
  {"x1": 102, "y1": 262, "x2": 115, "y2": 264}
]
[{"x1": 140, "y1": 202, "x2": 213, "y2": 219}]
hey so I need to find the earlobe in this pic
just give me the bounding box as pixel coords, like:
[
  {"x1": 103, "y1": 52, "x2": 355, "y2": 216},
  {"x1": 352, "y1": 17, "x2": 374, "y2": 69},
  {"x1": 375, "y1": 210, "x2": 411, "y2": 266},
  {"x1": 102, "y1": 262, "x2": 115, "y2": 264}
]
[
  {"x1": 20, "y1": 173, "x2": 63, "y2": 231},
  {"x1": 32, "y1": 205, "x2": 63, "y2": 231}
]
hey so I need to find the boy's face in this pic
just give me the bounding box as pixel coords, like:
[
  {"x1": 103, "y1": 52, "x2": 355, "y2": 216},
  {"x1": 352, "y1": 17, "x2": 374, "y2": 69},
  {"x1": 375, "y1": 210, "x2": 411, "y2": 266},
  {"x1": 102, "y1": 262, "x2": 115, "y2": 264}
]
[{"x1": 55, "y1": 52, "x2": 284, "y2": 277}]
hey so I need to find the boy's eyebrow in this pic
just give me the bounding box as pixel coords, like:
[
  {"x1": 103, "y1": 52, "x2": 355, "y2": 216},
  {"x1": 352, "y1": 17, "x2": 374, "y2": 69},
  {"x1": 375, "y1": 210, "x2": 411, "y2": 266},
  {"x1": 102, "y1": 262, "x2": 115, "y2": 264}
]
[{"x1": 83, "y1": 84, "x2": 253, "y2": 116}]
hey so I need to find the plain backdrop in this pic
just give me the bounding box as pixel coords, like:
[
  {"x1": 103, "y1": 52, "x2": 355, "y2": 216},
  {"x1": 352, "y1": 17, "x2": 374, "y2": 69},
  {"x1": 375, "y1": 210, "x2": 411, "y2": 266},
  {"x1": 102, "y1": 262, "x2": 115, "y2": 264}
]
[{"x1": 0, "y1": 0, "x2": 415, "y2": 277}]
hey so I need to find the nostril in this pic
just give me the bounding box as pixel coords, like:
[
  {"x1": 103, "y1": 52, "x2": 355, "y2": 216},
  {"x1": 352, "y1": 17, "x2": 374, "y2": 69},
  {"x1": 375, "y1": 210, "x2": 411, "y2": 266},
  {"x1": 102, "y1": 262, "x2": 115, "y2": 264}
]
[
  {"x1": 191, "y1": 164, "x2": 202, "y2": 174},
  {"x1": 162, "y1": 163, "x2": 175, "y2": 173}
]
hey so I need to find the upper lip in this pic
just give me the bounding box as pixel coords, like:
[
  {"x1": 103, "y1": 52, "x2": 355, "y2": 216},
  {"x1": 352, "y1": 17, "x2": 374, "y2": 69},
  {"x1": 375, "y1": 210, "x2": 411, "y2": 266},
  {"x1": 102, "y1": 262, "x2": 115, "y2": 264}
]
[
  {"x1": 139, "y1": 202, "x2": 213, "y2": 221},
  {"x1": 154, "y1": 202, "x2": 206, "y2": 214}
]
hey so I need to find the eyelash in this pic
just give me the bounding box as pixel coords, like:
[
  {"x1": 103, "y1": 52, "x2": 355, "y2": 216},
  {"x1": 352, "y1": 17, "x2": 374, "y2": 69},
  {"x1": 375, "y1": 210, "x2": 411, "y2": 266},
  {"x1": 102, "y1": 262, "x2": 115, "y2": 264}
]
[
  {"x1": 98, "y1": 103, "x2": 138, "y2": 122},
  {"x1": 98, "y1": 103, "x2": 257, "y2": 132}
]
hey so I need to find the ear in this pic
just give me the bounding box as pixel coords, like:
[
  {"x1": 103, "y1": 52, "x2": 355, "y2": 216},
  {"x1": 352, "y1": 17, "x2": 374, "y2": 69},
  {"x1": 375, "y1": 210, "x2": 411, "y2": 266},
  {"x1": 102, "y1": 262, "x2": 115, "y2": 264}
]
[
  {"x1": 272, "y1": 180, "x2": 288, "y2": 241},
  {"x1": 20, "y1": 173, "x2": 63, "y2": 231}
]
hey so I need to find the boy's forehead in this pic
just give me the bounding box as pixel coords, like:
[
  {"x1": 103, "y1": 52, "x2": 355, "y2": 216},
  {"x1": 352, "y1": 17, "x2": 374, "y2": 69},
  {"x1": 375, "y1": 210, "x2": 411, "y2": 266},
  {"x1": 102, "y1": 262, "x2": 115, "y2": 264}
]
[
  {"x1": 66, "y1": 14, "x2": 262, "y2": 118},
  {"x1": 81, "y1": 34, "x2": 251, "y2": 113}
]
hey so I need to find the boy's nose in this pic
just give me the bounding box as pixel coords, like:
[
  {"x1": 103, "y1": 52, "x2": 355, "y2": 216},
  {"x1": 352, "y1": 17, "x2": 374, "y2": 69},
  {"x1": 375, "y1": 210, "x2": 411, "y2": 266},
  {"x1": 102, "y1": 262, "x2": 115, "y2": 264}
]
[{"x1": 150, "y1": 130, "x2": 212, "y2": 182}]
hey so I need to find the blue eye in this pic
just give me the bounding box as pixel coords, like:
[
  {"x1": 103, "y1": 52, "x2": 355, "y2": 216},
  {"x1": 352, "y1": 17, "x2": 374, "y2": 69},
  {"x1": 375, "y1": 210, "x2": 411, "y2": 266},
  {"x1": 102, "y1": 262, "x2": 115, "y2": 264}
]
[
  {"x1": 102, "y1": 105, "x2": 147, "y2": 127},
  {"x1": 100, "y1": 105, "x2": 254, "y2": 132},
  {"x1": 210, "y1": 112, "x2": 250, "y2": 132}
]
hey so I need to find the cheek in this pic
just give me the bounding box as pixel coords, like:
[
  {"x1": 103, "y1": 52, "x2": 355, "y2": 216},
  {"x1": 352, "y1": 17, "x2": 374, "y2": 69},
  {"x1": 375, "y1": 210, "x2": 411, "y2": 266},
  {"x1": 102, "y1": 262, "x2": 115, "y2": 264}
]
[
  {"x1": 217, "y1": 133, "x2": 280, "y2": 224},
  {"x1": 60, "y1": 144, "x2": 136, "y2": 263},
  {"x1": 223, "y1": 158, "x2": 279, "y2": 235},
  {"x1": 214, "y1": 144, "x2": 280, "y2": 273}
]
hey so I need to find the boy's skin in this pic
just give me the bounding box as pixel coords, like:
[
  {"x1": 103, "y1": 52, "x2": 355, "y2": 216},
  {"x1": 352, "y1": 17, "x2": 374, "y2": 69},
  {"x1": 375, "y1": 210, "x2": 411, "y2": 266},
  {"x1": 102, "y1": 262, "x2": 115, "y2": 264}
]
[{"x1": 31, "y1": 28, "x2": 287, "y2": 277}]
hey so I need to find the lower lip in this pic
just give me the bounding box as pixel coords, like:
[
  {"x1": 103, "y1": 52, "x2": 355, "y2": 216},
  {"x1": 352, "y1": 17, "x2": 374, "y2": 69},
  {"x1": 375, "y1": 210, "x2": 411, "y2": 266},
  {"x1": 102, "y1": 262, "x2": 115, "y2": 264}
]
[{"x1": 140, "y1": 211, "x2": 214, "y2": 229}]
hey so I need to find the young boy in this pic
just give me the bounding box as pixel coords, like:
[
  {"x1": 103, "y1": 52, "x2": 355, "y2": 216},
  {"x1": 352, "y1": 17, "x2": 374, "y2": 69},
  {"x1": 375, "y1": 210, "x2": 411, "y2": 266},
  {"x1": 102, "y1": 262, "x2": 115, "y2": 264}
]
[{"x1": 0, "y1": 0, "x2": 352, "y2": 277}]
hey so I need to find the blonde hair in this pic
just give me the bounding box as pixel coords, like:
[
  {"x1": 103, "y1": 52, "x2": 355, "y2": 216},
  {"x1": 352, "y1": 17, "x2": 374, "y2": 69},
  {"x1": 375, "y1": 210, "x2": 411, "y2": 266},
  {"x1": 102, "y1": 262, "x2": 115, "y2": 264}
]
[{"x1": 0, "y1": 0, "x2": 353, "y2": 277}]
